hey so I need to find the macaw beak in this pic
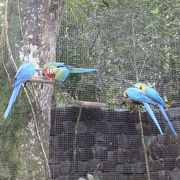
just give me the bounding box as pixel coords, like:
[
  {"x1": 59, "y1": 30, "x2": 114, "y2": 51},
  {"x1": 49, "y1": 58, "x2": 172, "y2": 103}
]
[
  {"x1": 34, "y1": 63, "x2": 39, "y2": 69},
  {"x1": 123, "y1": 90, "x2": 128, "y2": 98}
]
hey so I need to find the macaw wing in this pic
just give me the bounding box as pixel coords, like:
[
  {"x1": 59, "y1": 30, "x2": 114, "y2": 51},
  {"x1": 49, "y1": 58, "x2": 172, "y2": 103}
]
[
  {"x1": 3, "y1": 84, "x2": 22, "y2": 119},
  {"x1": 146, "y1": 87, "x2": 167, "y2": 108},
  {"x1": 55, "y1": 68, "x2": 70, "y2": 82},
  {"x1": 15, "y1": 62, "x2": 35, "y2": 79},
  {"x1": 70, "y1": 68, "x2": 98, "y2": 74},
  {"x1": 158, "y1": 104, "x2": 177, "y2": 136},
  {"x1": 12, "y1": 63, "x2": 35, "y2": 87},
  {"x1": 126, "y1": 88, "x2": 158, "y2": 105},
  {"x1": 143, "y1": 102, "x2": 163, "y2": 135},
  {"x1": 44, "y1": 62, "x2": 64, "y2": 69}
]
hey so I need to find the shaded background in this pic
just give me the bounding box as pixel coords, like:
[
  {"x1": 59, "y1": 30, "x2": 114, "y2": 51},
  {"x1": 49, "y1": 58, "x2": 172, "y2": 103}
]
[{"x1": 0, "y1": 0, "x2": 179, "y2": 179}]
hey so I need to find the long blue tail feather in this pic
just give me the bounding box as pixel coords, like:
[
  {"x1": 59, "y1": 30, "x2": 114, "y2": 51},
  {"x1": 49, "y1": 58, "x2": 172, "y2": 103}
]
[
  {"x1": 158, "y1": 104, "x2": 177, "y2": 136},
  {"x1": 70, "y1": 68, "x2": 98, "y2": 73},
  {"x1": 143, "y1": 102, "x2": 163, "y2": 135},
  {"x1": 3, "y1": 84, "x2": 22, "y2": 119}
]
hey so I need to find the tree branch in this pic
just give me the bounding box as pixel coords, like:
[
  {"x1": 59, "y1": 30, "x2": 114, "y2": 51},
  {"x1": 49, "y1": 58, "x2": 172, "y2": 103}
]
[
  {"x1": 28, "y1": 75, "x2": 55, "y2": 84},
  {"x1": 75, "y1": 100, "x2": 108, "y2": 108}
]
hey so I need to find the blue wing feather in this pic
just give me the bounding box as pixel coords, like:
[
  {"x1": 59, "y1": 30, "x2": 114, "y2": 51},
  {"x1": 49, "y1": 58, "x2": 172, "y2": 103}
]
[
  {"x1": 3, "y1": 85, "x2": 22, "y2": 119},
  {"x1": 145, "y1": 87, "x2": 167, "y2": 108},
  {"x1": 126, "y1": 88, "x2": 158, "y2": 105},
  {"x1": 158, "y1": 104, "x2": 177, "y2": 136},
  {"x1": 70, "y1": 68, "x2": 98, "y2": 74},
  {"x1": 143, "y1": 102, "x2": 163, "y2": 135},
  {"x1": 126, "y1": 88, "x2": 163, "y2": 135},
  {"x1": 137, "y1": 83, "x2": 167, "y2": 109},
  {"x1": 12, "y1": 62, "x2": 35, "y2": 87},
  {"x1": 4, "y1": 62, "x2": 35, "y2": 119}
]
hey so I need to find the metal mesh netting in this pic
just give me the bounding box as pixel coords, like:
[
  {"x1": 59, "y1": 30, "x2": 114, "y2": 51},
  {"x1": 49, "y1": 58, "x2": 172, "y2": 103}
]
[
  {"x1": 0, "y1": 0, "x2": 179, "y2": 180},
  {"x1": 54, "y1": 0, "x2": 179, "y2": 107}
]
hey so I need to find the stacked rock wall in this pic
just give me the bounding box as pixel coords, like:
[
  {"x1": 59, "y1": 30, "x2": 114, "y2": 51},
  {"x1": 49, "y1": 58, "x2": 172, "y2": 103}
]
[{"x1": 49, "y1": 107, "x2": 180, "y2": 180}]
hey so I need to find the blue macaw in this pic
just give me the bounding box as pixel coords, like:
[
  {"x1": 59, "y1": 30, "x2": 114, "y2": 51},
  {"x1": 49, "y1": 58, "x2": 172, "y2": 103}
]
[
  {"x1": 124, "y1": 87, "x2": 163, "y2": 135},
  {"x1": 134, "y1": 83, "x2": 177, "y2": 136},
  {"x1": 3, "y1": 62, "x2": 36, "y2": 119},
  {"x1": 44, "y1": 64, "x2": 98, "y2": 82}
]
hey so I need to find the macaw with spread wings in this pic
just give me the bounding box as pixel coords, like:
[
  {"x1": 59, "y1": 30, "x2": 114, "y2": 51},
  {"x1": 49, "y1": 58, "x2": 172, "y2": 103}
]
[{"x1": 44, "y1": 63, "x2": 98, "y2": 82}]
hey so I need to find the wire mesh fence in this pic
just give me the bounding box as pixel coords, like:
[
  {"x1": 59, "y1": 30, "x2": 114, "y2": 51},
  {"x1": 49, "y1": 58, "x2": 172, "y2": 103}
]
[{"x1": 0, "y1": 0, "x2": 179, "y2": 180}]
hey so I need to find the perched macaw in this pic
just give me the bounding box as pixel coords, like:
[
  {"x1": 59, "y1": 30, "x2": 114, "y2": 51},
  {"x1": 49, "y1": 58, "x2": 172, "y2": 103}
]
[
  {"x1": 124, "y1": 87, "x2": 163, "y2": 135},
  {"x1": 102, "y1": 0, "x2": 110, "y2": 7},
  {"x1": 44, "y1": 62, "x2": 64, "y2": 78},
  {"x1": 3, "y1": 62, "x2": 37, "y2": 119},
  {"x1": 134, "y1": 83, "x2": 177, "y2": 136},
  {"x1": 44, "y1": 64, "x2": 98, "y2": 82}
]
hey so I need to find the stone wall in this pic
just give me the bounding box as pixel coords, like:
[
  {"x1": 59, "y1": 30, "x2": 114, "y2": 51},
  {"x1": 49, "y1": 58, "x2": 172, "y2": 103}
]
[{"x1": 49, "y1": 107, "x2": 180, "y2": 180}]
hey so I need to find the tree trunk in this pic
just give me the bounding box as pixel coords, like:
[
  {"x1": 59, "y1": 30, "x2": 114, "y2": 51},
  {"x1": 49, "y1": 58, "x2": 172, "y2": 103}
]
[{"x1": 7, "y1": 0, "x2": 65, "y2": 178}]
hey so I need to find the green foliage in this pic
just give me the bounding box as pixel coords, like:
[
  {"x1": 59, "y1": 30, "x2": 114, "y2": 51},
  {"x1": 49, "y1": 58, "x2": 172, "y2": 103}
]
[{"x1": 54, "y1": 0, "x2": 179, "y2": 107}]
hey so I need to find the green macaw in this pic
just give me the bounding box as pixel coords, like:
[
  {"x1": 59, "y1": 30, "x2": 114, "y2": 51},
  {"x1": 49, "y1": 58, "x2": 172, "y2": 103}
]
[{"x1": 44, "y1": 63, "x2": 98, "y2": 82}]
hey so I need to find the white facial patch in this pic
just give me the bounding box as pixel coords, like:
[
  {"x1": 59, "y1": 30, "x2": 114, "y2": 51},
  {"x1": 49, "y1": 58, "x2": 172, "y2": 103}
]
[
  {"x1": 135, "y1": 84, "x2": 141, "y2": 89},
  {"x1": 47, "y1": 68, "x2": 54, "y2": 75}
]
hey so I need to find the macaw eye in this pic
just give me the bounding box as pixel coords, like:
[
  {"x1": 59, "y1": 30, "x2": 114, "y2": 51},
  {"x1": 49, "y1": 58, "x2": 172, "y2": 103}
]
[{"x1": 47, "y1": 68, "x2": 54, "y2": 75}]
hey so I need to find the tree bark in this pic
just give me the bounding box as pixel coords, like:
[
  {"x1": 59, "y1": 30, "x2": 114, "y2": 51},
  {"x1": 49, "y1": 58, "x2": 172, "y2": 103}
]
[{"x1": 7, "y1": 0, "x2": 65, "y2": 178}]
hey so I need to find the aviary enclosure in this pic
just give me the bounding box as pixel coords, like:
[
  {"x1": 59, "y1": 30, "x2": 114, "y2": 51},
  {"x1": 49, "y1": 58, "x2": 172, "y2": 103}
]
[{"x1": 0, "y1": 0, "x2": 179, "y2": 180}]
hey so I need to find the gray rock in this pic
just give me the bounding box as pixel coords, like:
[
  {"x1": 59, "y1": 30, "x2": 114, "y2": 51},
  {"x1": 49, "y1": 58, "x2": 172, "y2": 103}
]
[
  {"x1": 133, "y1": 161, "x2": 146, "y2": 174},
  {"x1": 77, "y1": 161, "x2": 89, "y2": 172},
  {"x1": 150, "y1": 145, "x2": 166, "y2": 160},
  {"x1": 93, "y1": 145, "x2": 108, "y2": 160},
  {"x1": 77, "y1": 133, "x2": 95, "y2": 148},
  {"x1": 144, "y1": 136, "x2": 157, "y2": 147},
  {"x1": 115, "y1": 173, "x2": 129, "y2": 180},
  {"x1": 89, "y1": 159, "x2": 101, "y2": 171},
  {"x1": 136, "y1": 123, "x2": 152, "y2": 136},
  {"x1": 101, "y1": 160, "x2": 116, "y2": 172},
  {"x1": 112, "y1": 150, "x2": 126, "y2": 164},
  {"x1": 60, "y1": 160, "x2": 71, "y2": 174},
  {"x1": 149, "y1": 160, "x2": 162, "y2": 172},
  {"x1": 171, "y1": 168, "x2": 180, "y2": 180},
  {"x1": 105, "y1": 135, "x2": 118, "y2": 150},
  {"x1": 158, "y1": 170, "x2": 172, "y2": 180},
  {"x1": 163, "y1": 158, "x2": 176, "y2": 170},
  {"x1": 50, "y1": 164, "x2": 61, "y2": 179},
  {"x1": 176, "y1": 156, "x2": 180, "y2": 168},
  {"x1": 77, "y1": 148, "x2": 93, "y2": 161},
  {"x1": 115, "y1": 163, "x2": 133, "y2": 174}
]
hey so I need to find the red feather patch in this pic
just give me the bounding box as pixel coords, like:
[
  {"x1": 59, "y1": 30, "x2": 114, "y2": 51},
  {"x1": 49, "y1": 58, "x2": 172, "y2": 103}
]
[{"x1": 45, "y1": 68, "x2": 55, "y2": 78}]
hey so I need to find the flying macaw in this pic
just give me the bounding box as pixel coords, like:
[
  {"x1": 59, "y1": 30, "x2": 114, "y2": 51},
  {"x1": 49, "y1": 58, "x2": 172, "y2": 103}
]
[
  {"x1": 44, "y1": 64, "x2": 98, "y2": 82},
  {"x1": 3, "y1": 62, "x2": 37, "y2": 119},
  {"x1": 134, "y1": 83, "x2": 177, "y2": 136},
  {"x1": 124, "y1": 87, "x2": 163, "y2": 135},
  {"x1": 102, "y1": 0, "x2": 110, "y2": 7}
]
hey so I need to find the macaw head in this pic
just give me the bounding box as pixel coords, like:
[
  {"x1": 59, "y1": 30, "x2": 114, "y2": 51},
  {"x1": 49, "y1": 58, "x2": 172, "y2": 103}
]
[
  {"x1": 33, "y1": 63, "x2": 39, "y2": 69},
  {"x1": 134, "y1": 82, "x2": 147, "y2": 93},
  {"x1": 123, "y1": 90, "x2": 128, "y2": 98},
  {"x1": 45, "y1": 67, "x2": 55, "y2": 78}
]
